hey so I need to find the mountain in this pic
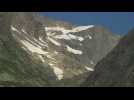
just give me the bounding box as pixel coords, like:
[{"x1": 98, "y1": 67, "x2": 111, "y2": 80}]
[
  {"x1": 82, "y1": 28, "x2": 134, "y2": 87},
  {"x1": 0, "y1": 12, "x2": 121, "y2": 86}
]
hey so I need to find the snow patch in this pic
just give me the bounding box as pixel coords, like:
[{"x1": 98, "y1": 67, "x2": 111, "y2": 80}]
[
  {"x1": 52, "y1": 67, "x2": 64, "y2": 80},
  {"x1": 39, "y1": 37, "x2": 45, "y2": 43},
  {"x1": 85, "y1": 66, "x2": 94, "y2": 71},
  {"x1": 21, "y1": 46, "x2": 27, "y2": 51},
  {"x1": 39, "y1": 37, "x2": 48, "y2": 46},
  {"x1": 45, "y1": 25, "x2": 94, "y2": 34},
  {"x1": 38, "y1": 55, "x2": 45, "y2": 63},
  {"x1": 11, "y1": 26, "x2": 21, "y2": 34},
  {"x1": 54, "y1": 51, "x2": 58, "y2": 54},
  {"x1": 33, "y1": 38, "x2": 48, "y2": 47},
  {"x1": 68, "y1": 34, "x2": 84, "y2": 41},
  {"x1": 45, "y1": 27, "x2": 70, "y2": 34},
  {"x1": 54, "y1": 34, "x2": 70, "y2": 40},
  {"x1": 66, "y1": 45, "x2": 83, "y2": 55},
  {"x1": 73, "y1": 25, "x2": 94, "y2": 32},
  {"x1": 20, "y1": 40, "x2": 48, "y2": 55},
  {"x1": 21, "y1": 29, "x2": 27, "y2": 34},
  {"x1": 54, "y1": 34, "x2": 84, "y2": 41},
  {"x1": 46, "y1": 55, "x2": 55, "y2": 60},
  {"x1": 48, "y1": 37, "x2": 61, "y2": 46},
  {"x1": 49, "y1": 63, "x2": 54, "y2": 66}
]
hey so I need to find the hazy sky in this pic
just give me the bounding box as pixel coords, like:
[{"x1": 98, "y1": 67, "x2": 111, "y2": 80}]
[{"x1": 40, "y1": 12, "x2": 134, "y2": 35}]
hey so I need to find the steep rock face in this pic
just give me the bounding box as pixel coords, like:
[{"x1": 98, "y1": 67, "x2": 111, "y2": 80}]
[
  {"x1": 0, "y1": 12, "x2": 121, "y2": 86},
  {"x1": 82, "y1": 28, "x2": 134, "y2": 87},
  {"x1": 0, "y1": 12, "x2": 57, "y2": 87}
]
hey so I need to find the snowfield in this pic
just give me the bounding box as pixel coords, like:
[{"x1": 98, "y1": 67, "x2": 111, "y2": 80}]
[
  {"x1": 47, "y1": 37, "x2": 61, "y2": 46},
  {"x1": 85, "y1": 66, "x2": 94, "y2": 71},
  {"x1": 66, "y1": 45, "x2": 83, "y2": 55},
  {"x1": 52, "y1": 67, "x2": 64, "y2": 80},
  {"x1": 11, "y1": 26, "x2": 21, "y2": 34},
  {"x1": 54, "y1": 33, "x2": 84, "y2": 41},
  {"x1": 20, "y1": 40, "x2": 48, "y2": 55},
  {"x1": 45, "y1": 25, "x2": 94, "y2": 34},
  {"x1": 11, "y1": 23, "x2": 96, "y2": 80}
]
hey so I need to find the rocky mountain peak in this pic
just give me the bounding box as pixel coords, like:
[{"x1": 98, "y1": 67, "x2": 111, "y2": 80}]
[{"x1": 0, "y1": 12, "x2": 122, "y2": 86}]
